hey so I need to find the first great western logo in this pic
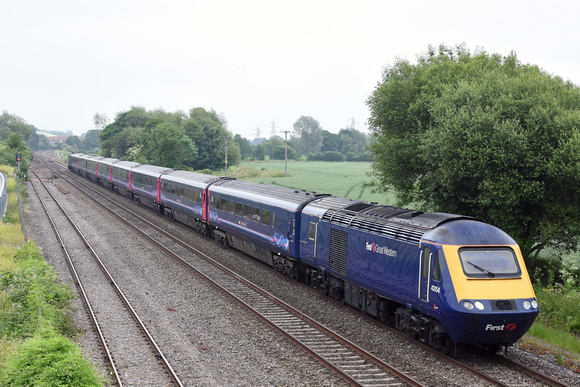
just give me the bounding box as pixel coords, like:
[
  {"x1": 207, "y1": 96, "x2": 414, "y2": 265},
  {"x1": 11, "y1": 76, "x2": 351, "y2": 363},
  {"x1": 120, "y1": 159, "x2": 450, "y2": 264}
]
[{"x1": 366, "y1": 242, "x2": 397, "y2": 257}]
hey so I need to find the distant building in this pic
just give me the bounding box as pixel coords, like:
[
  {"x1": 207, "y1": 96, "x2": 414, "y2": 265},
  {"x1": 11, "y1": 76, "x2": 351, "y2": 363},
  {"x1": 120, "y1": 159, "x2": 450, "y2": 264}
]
[{"x1": 46, "y1": 135, "x2": 69, "y2": 144}]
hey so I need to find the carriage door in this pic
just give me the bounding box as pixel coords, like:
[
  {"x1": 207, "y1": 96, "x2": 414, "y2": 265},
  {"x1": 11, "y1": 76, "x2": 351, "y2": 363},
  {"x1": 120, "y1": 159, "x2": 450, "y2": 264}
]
[
  {"x1": 301, "y1": 217, "x2": 318, "y2": 264},
  {"x1": 202, "y1": 191, "x2": 208, "y2": 221},
  {"x1": 419, "y1": 245, "x2": 432, "y2": 302}
]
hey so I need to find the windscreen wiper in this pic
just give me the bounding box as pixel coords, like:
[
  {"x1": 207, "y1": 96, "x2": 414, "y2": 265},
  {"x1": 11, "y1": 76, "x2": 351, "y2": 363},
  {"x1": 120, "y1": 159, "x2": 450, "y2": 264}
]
[{"x1": 467, "y1": 261, "x2": 496, "y2": 277}]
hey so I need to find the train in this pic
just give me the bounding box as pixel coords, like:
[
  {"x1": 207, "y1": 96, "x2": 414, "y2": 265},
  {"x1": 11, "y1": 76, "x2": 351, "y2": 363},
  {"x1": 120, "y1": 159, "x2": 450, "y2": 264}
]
[{"x1": 68, "y1": 152, "x2": 539, "y2": 355}]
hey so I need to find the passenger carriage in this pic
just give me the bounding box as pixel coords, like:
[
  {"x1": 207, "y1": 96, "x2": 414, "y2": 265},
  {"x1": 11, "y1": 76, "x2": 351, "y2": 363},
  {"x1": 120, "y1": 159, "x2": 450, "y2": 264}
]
[
  {"x1": 111, "y1": 161, "x2": 140, "y2": 197},
  {"x1": 159, "y1": 170, "x2": 222, "y2": 233},
  {"x1": 95, "y1": 158, "x2": 119, "y2": 189},
  {"x1": 85, "y1": 156, "x2": 104, "y2": 182},
  {"x1": 129, "y1": 165, "x2": 173, "y2": 212},
  {"x1": 207, "y1": 179, "x2": 327, "y2": 275}
]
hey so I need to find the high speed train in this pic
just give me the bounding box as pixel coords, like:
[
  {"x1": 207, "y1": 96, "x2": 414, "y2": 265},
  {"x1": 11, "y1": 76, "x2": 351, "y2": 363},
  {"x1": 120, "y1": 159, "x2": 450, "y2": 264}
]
[{"x1": 68, "y1": 152, "x2": 539, "y2": 354}]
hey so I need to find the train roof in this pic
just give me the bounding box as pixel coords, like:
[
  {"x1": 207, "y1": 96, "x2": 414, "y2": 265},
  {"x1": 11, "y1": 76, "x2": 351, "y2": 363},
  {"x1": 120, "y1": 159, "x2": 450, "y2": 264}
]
[
  {"x1": 112, "y1": 161, "x2": 141, "y2": 170},
  {"x1": 97, "y1": 158, "x2": 119, "y2": 166},
  {"x1": 303, "y1": 196, "x2": 476, "y2": 245},
  {"x1": 210, "y1": 179, "x2": 329, "y2": 211},
  {"x1": 132, "y1": 164, "x2": 173, "y2": 177},
  {"x1": 162, "y1": 170, "x2": 222, "y2": 186}
]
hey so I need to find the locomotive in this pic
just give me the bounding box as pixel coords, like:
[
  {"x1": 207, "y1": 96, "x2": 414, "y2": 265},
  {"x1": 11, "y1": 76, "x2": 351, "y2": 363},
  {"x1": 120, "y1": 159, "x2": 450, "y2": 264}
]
[{"x1": 68, "y1": 153, "x2": 539, "y2": 354}]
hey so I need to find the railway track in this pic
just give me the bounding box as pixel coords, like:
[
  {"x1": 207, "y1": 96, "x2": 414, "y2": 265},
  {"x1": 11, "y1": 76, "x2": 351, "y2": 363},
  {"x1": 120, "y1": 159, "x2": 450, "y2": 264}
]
[
  {"x1": 29, "y1": 167, "x2": 183, "y2": 387},
  {"x1": 37, "y1": 158, "x2": 423, "y2": 386},
  {"x1": 36, "y1": 154, "x2": 576, "y2": 386}
]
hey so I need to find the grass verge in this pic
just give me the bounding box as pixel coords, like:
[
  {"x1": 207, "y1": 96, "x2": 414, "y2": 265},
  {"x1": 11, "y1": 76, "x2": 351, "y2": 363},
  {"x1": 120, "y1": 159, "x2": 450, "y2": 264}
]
[{"x1": 0, "y1": 167, "x2": 104, "y2": 386}]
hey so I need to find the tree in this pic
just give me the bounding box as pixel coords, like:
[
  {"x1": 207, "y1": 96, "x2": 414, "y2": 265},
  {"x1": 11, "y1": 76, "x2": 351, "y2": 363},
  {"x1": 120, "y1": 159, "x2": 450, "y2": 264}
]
[
  {"x1": 234, "y1": 134, "x2": 253, "y2": 160},
  {"x1": 367, "y1": 44, "x2": 580, "y2": 273},
  {"x1": 65, "y1": 135, "x2": 82, "y2": 149},
  {"x1": 82, "y1": 130, "x2": 101, "y2": 151},
  {"x1": 139, "y1": 122, "x2": 196, "y2": 169},
  {"x1": 184, "y1": 108, "x2": 229, "y2": 170},
  {"x1": 292, "y1": 116, "x2": 323, "y2": 156},
  {"x1": 0, "y1": 133, "x2": 31, "y2": 176},
  {"x1": 272, "y1": 144, "x2": 298, "y2": 160},
  {"x1": 321, "y1": 130, "x2": 340, "y2": 152},
  {"x1": 93, "y1": 113, "x2": 110, "y2": 130},
  {"x1": 99, "y1": 106, "x2": 150, "y2": 157},
  {"x1": 0, "y1": 111, "x2": 33, "y2": 141},
  {"x1": 253, "y1": 144, "x2": 266, "y2": 160}
]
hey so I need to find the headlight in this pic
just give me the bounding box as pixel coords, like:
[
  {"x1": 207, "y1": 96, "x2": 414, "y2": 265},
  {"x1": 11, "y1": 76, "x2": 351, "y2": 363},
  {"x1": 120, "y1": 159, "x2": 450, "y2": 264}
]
[
  {"x1": 474, "y1": 301, "x2": 485, "y2": 310},
  {"x1": 531, "y1": 299, "x2": 538, "y2": 309},
  {"x1": 523, "y1": 300, "x2": 531, "y2": 310},
  {"x1": 462, "y1": 301, "x2": 474, "y2": 310}
]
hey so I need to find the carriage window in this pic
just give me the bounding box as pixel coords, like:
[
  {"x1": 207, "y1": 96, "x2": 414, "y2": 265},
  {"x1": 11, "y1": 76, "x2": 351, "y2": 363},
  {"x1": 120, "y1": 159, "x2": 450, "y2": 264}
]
[
  {"x1": 262, "y1": 209, "x2": 270, "y2": 226},
  {"x1": 271, "y1": 212, "x2": 275, "y2": 228},
  {"x1": 214, "y1": 195, "x2": 220, "y2": 209},
  {"x1": 194, "y1": 190, "x2": 200, "y2": 203},
  {"x1": 243, "y1": 204, "x2": 251, "y2": 219},
  {"x1": 433, "y1": 250, "x2": 444, "y2": 281},
  {"x1": 252, "y1": 207, "x2": 260, "y2": 222},
  {"x1": 228, "y1": 200, "x2": 235, "y2": 214},
  {"x1": 221, "y1": 198, "x2": 228, "y2": 211},
  {"x1": 422, "y1": 247, "x2": 430, "y2": 278},
  {"x1": 308, "y1": 222, "x2": 316, "y2": 240},
  {"x1": 236, "y1": 202, "x2": 243, "y2": 216}
]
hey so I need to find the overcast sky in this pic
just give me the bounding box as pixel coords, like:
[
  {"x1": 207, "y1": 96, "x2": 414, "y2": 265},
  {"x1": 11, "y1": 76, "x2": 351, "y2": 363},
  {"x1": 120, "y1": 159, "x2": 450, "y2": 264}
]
[{"x1": 2, "y1": 0, "x2": 579, "y2": 139}]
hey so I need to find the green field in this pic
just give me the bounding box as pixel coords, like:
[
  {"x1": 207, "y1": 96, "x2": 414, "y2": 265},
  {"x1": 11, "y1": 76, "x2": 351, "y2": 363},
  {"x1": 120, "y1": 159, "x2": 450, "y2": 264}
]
[{"x1": 238, "y1": 161, "x2": 396, "y2": 205}]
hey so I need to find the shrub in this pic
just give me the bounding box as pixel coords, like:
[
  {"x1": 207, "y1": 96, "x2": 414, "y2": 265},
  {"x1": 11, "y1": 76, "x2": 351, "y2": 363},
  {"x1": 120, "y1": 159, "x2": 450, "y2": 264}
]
[
  {"x1": 0, "y1": 328, "x2": 104, "y2": 386},
  {"x1": 0, "y1": 242, "x2": 74, "y2": 338}
]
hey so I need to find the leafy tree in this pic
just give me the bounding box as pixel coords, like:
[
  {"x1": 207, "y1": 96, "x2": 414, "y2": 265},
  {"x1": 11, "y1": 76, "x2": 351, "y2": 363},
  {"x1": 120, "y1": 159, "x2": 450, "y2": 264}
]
[
  {"x1": 261, "y1": 136, "x2": 284, "y2": 159},
  {"x1": 82, "y1": 129, "x2": 101, "y2": 151},
  {"x1": 99, "y1": 106, "x2": 150, "y2": 157},
  {"x1": 0, "y1": 111, "x2": 33, "y2": 141},
  {"x1": 321, "y1": 130, "x2": 340, "y2": 152},
  {"x1": 253, "y1": 143, "x2": 266, "y2": 160},
  {"x1": 338, "y1": 128, "x2": 368, "y2": 155},
  {"x1": 26, "y1": 131, "x2": 51, "y2": 151},
  {"x1": 93, "y1": 113, "x2": 110, "y2": 130},
  {"x1": 110, "y1": 126, "x2": 143, "y2": 159},
  {"x1": 292, "y1": 116, "x2": 323, "y2": 156},
  {"x1": 367, "y1": 44, "x2": 580, "y2": 272},
  {"x1": 65, "y1": 136, "x2": 81, "y2": 149},
  {"x1": 272, "y1": 144, "x2": 298, "y2": 160},
  {"x1": 184, "y1": 108, "x2": 229, "y2": 170},
  {"x1": 234, "y1": 134, "x2": 253, "y2": 160},
  {"x1": 0, "y1": 133, "x2": 31, "y2": 177},
  {"x1": 139, "y1": 122, "x2": 196, "y2": 168}
]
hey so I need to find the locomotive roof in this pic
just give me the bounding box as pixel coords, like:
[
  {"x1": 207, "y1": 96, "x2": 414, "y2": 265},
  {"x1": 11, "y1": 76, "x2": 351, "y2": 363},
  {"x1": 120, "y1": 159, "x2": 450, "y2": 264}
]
[
  {"x1": 304, "y1": 196, "x2": 473, "y2": 245},
  {"x1": 210, "y1": 179, "x2": 329, "y2": 210}
]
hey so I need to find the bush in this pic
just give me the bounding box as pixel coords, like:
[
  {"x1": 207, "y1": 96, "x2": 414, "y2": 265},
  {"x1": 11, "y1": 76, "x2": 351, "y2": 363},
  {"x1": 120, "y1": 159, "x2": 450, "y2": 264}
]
[
  {"x1": 0, "y1": 242, "x2": 74, "y2": 338},
  {"x1": 0, "y1": 328, "x2": 104, "y2": 386},
  {"x1": 534, "y1": 287, "x2": 580, "y2": 333},
  {"x1": 307, "y1": 151, "x2": 345, "y2": 162},
  {"x1": 533, "y1": 255, "x2": 564, "y2": 287}
]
